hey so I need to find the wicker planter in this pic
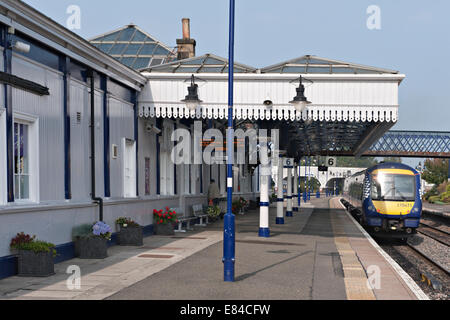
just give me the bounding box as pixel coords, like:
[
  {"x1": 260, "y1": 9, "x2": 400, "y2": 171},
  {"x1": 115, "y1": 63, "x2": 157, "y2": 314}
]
[
  {"x1": 118, "y1": 226, "x2": 143, "y2": 246},
  {"x1": 75, "y1": 236, "x2": 108, "y2": 259},
  {"x1": 17, "y1": 250, "x2": 55, "y2": 277},
  {"x1": 154, "y1": 223, "x2": 175, "y2": 236}
]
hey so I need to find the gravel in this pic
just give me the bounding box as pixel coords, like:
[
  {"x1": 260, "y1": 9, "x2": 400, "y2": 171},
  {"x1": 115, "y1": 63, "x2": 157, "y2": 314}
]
[{"x1": 381, "y1": 243, "x2": 449, "y2": 300}]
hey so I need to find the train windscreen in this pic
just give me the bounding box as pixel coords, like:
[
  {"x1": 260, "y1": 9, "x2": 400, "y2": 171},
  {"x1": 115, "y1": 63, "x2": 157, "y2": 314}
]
[{"x1": 371, "y1": 173, "x2": 415, "y2": 201}]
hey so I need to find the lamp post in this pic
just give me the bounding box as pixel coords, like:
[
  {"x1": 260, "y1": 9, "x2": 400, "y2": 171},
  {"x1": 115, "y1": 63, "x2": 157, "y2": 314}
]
[
  {"x1": 290, "y1": 76, "x2": 312, "y2": 113},
  {"x1": 182, "y1": 74, "x2": 202, "y2": 111},
  {"x1": 223, "y1": 0, "x2": 236, "y2": 282}
]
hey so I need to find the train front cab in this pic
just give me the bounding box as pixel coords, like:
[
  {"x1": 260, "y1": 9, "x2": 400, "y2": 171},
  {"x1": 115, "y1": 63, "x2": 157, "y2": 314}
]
[{"x1": 363, "y1": 164, "x2": 422, "y2": 238}]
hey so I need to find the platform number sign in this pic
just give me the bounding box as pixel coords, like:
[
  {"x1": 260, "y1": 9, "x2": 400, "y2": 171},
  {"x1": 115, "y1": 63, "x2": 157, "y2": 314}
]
[
  {"x1": 284, "y1": 158, "x2": 294, "y2": 168},
  {"x1": 326, "y1": 157, "x2": 337, "y2": 167}
]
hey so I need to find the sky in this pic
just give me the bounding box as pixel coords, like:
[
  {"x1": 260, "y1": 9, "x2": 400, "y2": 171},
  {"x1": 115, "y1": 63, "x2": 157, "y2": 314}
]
[{"x1": 23, "y1": 0, "x2": 450, "y2": 167}]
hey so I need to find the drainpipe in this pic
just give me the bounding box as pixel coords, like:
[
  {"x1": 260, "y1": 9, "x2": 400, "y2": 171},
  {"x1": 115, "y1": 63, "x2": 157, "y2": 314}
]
[{"x1": 88, "y1": 70, "x2": 104, "y2": 222}]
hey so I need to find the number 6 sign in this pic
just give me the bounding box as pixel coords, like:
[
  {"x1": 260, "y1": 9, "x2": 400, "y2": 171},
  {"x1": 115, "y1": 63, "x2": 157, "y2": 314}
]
[
  {"x1": 326, "y1": 157, "x2": 337, "y2": 167},
  {"x1": 283, "y1": 158, "x2": 294, "y2": 168}
]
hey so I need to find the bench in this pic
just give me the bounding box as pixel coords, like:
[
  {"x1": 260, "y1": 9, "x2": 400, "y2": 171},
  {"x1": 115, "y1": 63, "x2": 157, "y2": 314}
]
[
  {"x1": 173, "y1": 208, "x2": 196, "y2": 233},
  {"x1": 192, "y1": 204, "x2": 209, "y2": 227}
]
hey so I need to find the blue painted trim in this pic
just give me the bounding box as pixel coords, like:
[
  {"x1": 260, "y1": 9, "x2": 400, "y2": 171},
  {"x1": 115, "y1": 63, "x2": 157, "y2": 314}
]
[
  {"x1": 189, "y1": 164, "x2": 192, "y2": 194},
  {"x1": 0, "y1": 255, "x2": 17, "y2": 280},
  {"x1": 101, "y1": 75, "x2": 111, "y2": 198},
  {"x1": 260, "y1": 202, "x2": 270, "y2": 207},
  {"x1": 285, "y1": 196, "x2": 293, "y2": 199},
  {"x1": 218, "y1": 163, "x2": 221, "y2": 192},
  {"x1": 258, "y1": 228, "x2": 270, "y2": 238},
  {"x1": 200, "y1": 163, "x2": 203, "y2": 194},
  {"x1": 293, "y1": 207, "x2": 299, "y2": 212},
  {"x1": 0, "y1": 224, "x2": 155, "y2": 280},
  {"x1": 60, "y1": 56, "x2": 72, "y2": 200},
  {"x1": 173, "y1": 123, "x2": 177, "y2": 195},
  {"x1": 156, "y1": 119, "x2": 161, "y2": 195},
  {"x1": 286, "y1": 211, "x2": 293, "y2": 217},
  {"x1": 277, "y1": 198, "x2": 284, "y2": 202},
  {"x1": 132, "y1": 90, "x2": 139, "y2": 197},
  {"x1": 276, "y1": 217, "x2": 285, "y2": 225},
  {"x1": 3, "y1": 27, "x2": 13, "y2": 203}
]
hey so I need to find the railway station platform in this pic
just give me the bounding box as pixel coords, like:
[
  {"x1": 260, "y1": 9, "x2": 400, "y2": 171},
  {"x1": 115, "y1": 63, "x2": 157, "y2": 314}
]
[
  {"x1": 0, "y1": 198, "x2": 428, "y2": 300},
  {"x1": 109, "y1": 198, "x2": 426, "y2": 300}
]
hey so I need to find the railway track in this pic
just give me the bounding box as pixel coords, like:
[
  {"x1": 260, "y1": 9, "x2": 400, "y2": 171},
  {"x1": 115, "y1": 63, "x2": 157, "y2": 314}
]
[
  {"x1": 418, "y1": 224, "x2": 450, "y2": 247},
  {"x1": 406, "y1": 240, "x2": 449, "y2": 276}
]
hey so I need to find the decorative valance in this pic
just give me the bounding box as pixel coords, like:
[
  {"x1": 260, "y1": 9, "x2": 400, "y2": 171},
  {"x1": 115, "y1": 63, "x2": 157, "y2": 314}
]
[{"x1": 139, "y1": 103, "x2": 398, "y2": 123}]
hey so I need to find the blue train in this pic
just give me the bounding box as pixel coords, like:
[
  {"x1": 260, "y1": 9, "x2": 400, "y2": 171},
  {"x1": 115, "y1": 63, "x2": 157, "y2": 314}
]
[{"x1": 343, "y1": 162, "x2": 422, "y2": 241}]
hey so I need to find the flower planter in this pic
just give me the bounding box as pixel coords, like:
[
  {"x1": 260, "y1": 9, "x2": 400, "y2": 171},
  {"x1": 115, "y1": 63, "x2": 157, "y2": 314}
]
[
  {"x1": 75, "y1": 236, "x2": 108, "y2": 259},
  {"x1": 17, "y1": 250, "x2": 55, "y2": 277},
  {"x1": 118, "y1": 226, "x2": 143, "y2": 246},
  {"x1": 154, "y1": 223, "x2": 175, "y2": 236}
]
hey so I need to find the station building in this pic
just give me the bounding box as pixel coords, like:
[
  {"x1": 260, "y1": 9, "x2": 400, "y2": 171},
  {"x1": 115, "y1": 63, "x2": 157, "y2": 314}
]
[{"x1": 0, "y1": 0, "x2": 405, "y2": 278}]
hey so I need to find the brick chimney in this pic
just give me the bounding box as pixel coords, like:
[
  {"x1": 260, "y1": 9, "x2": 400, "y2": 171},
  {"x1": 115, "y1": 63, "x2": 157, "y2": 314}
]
[{"x1": 176, "y1": 18, "x2": 196, "y2": 60}]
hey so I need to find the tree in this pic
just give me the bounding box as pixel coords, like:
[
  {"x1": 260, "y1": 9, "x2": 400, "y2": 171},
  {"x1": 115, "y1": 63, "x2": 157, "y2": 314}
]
[
  {"x1": 336, "y1": 157, "x2": 378, "y2": 168},
  {"x1": 383, "y1": 157, "x2": 402, "y2": 163},
  {"x1": 422, "y1": 159, "x2": 449, "y2": 186}
]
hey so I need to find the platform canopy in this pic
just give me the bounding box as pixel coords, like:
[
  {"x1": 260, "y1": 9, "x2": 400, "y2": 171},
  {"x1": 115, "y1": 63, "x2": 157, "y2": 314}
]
[{"x1": 138, "y1": 54, "x2": 405, "y2": 158}]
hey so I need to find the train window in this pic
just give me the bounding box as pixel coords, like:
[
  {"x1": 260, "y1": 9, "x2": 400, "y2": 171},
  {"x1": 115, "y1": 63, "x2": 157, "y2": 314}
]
[{"x1": 371, "y1": 174, "x2": 415, "y2": 201}]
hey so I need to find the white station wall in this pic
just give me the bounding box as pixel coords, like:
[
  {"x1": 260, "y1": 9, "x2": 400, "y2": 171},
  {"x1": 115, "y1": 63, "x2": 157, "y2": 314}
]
[
  {"x1": 12, "y1": 54, "x2": 65, "y2": 202},
  {"x1": 141, "y1": 76, "x2": 400, "y2": 107}
]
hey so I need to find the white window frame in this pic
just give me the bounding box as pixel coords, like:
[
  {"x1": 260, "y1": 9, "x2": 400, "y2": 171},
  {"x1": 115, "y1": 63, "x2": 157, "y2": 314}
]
[
  {"x1": 12, "y1": 112, "x2": 39, "y2": 204},
  {"x1": 0, "y1": 108, "x2": 6, "y2": 205},
  {"x1": 122, "y1": 138, "x2": 137, "y2": 198}
]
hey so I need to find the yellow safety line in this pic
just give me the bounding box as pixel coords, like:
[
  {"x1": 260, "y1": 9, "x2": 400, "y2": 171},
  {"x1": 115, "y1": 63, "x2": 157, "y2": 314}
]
[{"x1": 329, "y1": 198, "x2": 376, "y2": 300}]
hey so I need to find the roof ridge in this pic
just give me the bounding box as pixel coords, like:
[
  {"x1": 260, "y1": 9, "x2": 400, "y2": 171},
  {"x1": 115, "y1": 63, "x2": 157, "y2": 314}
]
[
  {"x1": 261, "y1": 55, "x2": 399, "y2": 74},
  {"x1": 143, "y1": 53, "x2": 257, "y2": 73}
]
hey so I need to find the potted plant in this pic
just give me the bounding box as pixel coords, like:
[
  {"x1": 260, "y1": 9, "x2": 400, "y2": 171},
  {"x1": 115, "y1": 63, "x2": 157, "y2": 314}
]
[
  {"x1": 153, "y1": 207, "x2": 178, "y2": 236},
  {"x1": 232, "y1": 200, "x2": 242, "y2": 215},
  {"x1": 10, "y1": 232, "x2": 56, "y2": 277},
  {"x1": 115, "y1": 217, "x2": 143, "y2": 246},
  {"x1": 72, "y1": 222, "x2": 112, "y2": 259},
  {"x1": 207, "y1": 205, "x2": 221, "y2": 223},
  {"x1": 239, "y1": 197, "x2": 248, "y2": 213}
]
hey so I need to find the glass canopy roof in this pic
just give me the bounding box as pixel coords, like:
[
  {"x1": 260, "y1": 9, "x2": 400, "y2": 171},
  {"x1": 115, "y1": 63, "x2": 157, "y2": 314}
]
[
  {"x1": 145, "y1": 54, "x2": 398, "y2": 75},
  {"x1": 261, "y1": 55, "x2": 399, "y2": 74},
  {"x1": 90, "y1": 24, "x2": 176, "y2": 70},
  {"x1": 143, "y1": 54, "x2": 257, "y2": 73}
]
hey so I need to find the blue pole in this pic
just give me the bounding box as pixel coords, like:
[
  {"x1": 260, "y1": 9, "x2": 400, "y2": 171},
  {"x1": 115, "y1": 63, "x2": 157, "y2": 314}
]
[
  {"x1": 223, "y1": 0, "x2": 236, "y2": 282},
  {"x1": 298, "y1": 163, "x2": 301, "y2": 207},
  {"x1": 448, "y1": 159, "x2": 450, "y2": 181}
]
